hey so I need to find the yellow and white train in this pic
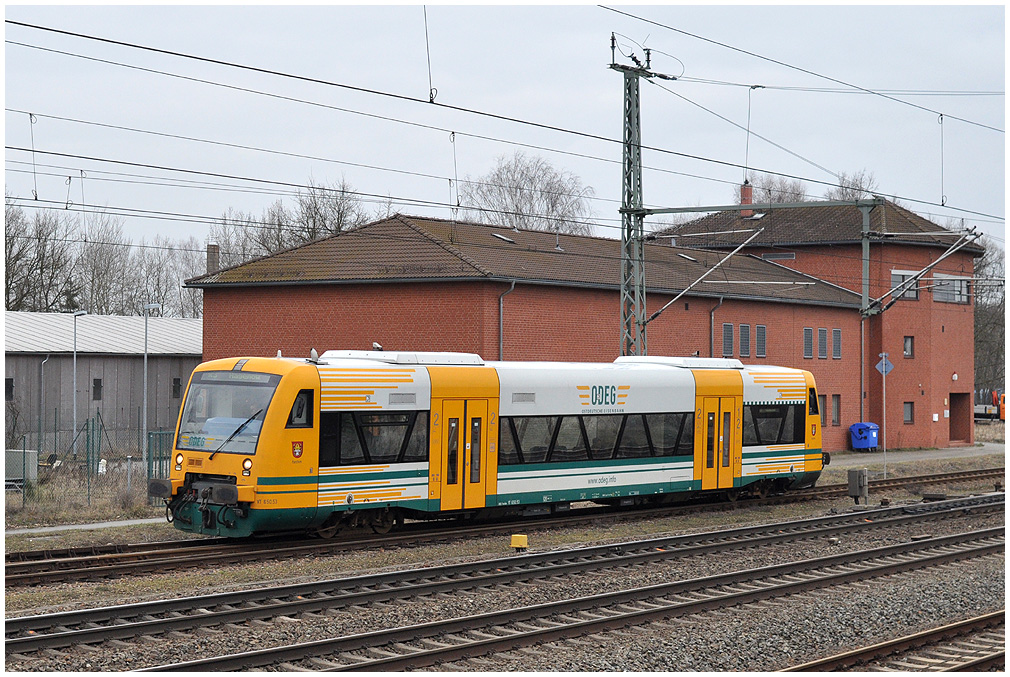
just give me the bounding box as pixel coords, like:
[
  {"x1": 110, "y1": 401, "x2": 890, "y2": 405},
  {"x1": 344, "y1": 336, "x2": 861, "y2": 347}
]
[{"x1": 149, "y1": 351, "x2": 827, "y2": 537}]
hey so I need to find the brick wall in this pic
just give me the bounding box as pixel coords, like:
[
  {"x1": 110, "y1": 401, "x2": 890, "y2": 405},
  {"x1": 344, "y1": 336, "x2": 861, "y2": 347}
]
[
  {"x1": 752, "y1": 243, "x2": 977, "y2": 448},
  {"x1": 205, "y1": 281, "x2": 862, "y2": 451}
]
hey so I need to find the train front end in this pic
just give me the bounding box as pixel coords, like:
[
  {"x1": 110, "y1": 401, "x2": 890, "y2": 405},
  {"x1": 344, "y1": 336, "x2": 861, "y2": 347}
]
[{"x1": 148, "y1": 356, "x2": 320, "y2": 537}]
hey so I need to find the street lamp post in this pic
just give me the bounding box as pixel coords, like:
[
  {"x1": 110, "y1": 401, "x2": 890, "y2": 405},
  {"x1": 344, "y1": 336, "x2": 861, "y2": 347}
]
[
  {"x1": 143, "y1": 303, "x2": 162, "y2": 470},
  {"x1": 72, "y1": 310, "x2": 87, "y2": 458}
]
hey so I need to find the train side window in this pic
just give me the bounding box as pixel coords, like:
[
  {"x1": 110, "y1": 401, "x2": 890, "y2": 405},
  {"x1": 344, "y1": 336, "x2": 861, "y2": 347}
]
[
  {"x1": 446, "y1": 418, "x2": 459, "y2": 484},
  {"x1": 513, "y1": 416, "x2": 556, "y2": 464},
  {"x1": 469, "y1": 418, "x2": 481, "y2": 483},
  {"x1": 722, "y1": 411, "x2": 732, "y2": 467},
  {"x1": 646, "y1": 413, "x2": 692, "y2": 457},
  {"x1": 677, "y1": 414, "x2": 694, "y2": 456},
  {"x1": 550, "y1": 416, "x2": 589, "y2": 463},
  {"x1": 706, "y1": 413, "x2": 716, "y2": 468},
  {"x1": 808, "y1": 388, "x2": 819, "y2": 416},
  {"x1": 319, "y1": 412, "x2": 340, "y2": 467},
  {"x1": 401, "y1": 412, "x2": 429, "y2": 462},
  {"x1": 742, "y1": 407, "x2": 760, "y2": 446},
  {"x1": 498, "y1": 418, "x2": 522, "y2": 465},
  {"x1": 357, "y1": 413, "x2": 410, "y2": 464},
  {"x1": 339, "y1": 414, "x2": 366, "y2": 465},
  {"x1": 583, "y1": 415, "x2": 622, "y2": 460},
  {"x1": 616, "y1": 414, "x2": 651, "y2": 458},
  {"x1": 286, "y1": 390, "x2": 314, "y2": 428}
]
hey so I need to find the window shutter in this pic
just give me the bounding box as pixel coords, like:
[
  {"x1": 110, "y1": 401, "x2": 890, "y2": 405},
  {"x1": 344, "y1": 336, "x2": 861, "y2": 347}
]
[
  {"x1": 803, "y1": 327, "x2": 813, "y2": 359},
  {"x1": 739, "y1": 324, "x2": 750, "y2": 357},
  {"x1": 832, "y1": 329, "x2": 841, "y2": 359},
  {"x1": 818, "y1": 328, "x2": 828, "y2": 359},
  {"x1": 722, "y1": 323, "x2": 734, "y2": 357},
  {"x1": 756, "y1": 325, "x2": 766, "y2": 357}
]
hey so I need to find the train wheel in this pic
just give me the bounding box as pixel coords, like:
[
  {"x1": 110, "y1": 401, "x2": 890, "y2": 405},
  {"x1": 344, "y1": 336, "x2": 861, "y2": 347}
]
[
  {"x1": 314, "y1": 523, "x2": 343, "y2": 539},
  {"x1": 755, "y1": 481, "x2": 771, "y2": 499},
  {"x1": 725, "y1": 488, "x2": 740, "y2": 503},
  {"x1": 370, "y1": 509, "x2": 395, "y2": 534}
]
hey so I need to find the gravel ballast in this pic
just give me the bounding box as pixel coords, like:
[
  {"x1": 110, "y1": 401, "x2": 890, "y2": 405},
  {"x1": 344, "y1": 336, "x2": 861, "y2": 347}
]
[{"x1": 5, "y1": 507, "x2": 1003, "y2": 672}]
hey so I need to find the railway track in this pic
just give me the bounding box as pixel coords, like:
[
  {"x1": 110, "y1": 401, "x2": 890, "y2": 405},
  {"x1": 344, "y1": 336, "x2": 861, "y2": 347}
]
[
  {"x1": 5, "y1": 493, "x2": 1003, "y2": 658},
  {"x1": 784, "y1": 610, "x2": 1005, "y2": 671},
  {"x1": 138, "y1": 526, "x2": 1004, "y2": 671},
  {"x1": 5, "y1": 467, "x2": 1003, "y2": 587}
]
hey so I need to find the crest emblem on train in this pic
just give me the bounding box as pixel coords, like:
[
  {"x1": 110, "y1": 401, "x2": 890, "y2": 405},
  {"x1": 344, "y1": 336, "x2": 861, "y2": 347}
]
[{"x1": 292, "y1": 441, "x2": 304, "y2": 458}]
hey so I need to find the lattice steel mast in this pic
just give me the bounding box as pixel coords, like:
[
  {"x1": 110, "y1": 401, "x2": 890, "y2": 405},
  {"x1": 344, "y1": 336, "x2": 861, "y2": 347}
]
[{"x1": 610, "y1": 34, "x2": 674, "y2": 356}]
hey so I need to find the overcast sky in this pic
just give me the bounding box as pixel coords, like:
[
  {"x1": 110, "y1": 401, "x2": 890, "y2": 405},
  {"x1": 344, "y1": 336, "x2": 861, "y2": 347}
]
[{"x1": 4, "y1": 4, "x2": 1005, "y2": 254}]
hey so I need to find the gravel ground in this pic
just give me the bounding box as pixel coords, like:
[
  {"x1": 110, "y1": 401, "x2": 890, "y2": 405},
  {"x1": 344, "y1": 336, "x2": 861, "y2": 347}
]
[{"x1": 6, "y1": 507, "x2": 1004, "y2": 672}]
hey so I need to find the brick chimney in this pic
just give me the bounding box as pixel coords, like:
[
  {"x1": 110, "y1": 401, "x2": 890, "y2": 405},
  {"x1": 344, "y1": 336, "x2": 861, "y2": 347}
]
[
  {"x1": 206, "y1": 243, "x2": 220, "y2": 274},
  {"x1": 740, "y1": 180, "x2": 753, "y2": 218}
]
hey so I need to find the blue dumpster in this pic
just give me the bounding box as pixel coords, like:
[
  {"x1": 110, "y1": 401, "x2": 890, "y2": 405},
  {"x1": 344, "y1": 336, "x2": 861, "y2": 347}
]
[{"x1": 849, "y1": 422, "x2": 879, "y2": 451}]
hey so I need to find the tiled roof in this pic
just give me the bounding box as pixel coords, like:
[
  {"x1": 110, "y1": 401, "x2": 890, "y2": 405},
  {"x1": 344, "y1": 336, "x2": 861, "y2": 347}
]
[
  {"x1": 5, "y1": 312, "x2": 203, "y2": 355},
  {"x1": 656, "y1": 200, "x2": 984, "y2": 253},
  {"x1": 187, "y1": 215, "x2": 860, "y2": 308}
]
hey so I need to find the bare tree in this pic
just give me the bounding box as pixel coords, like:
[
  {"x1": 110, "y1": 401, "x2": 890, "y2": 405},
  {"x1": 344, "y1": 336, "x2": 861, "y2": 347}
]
[
  {"x1": 5, "y1": 193, "x2": 33, "y2": 311},
  {"x1": 745, "y1": 172, "x2": 809, "y2": 204},
  {"x1": 459, "y1": 151, "x2": 595, "y2": 234},
  {"x1": 77, "y1": 211, "x2": 134, "y2": 315},
  {"x1": 824, "y1": 169, "x2": 879, "y2": 201},
  {"x1": 6, "y1": 206, "x2": 82, "y2": 312},
  {"x1": 209, "y1": 208, "x2": 265, "y2": 269},
  {"x1": 974, "y1": 236, "x2": 1005, "y2": 400},
  {"x1": 292, "y1": 177, "x2": 368, "y2": 242}
]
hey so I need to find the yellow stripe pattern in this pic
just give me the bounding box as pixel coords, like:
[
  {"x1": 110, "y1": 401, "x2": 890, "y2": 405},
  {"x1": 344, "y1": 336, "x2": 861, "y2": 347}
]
[{"x1": 318, "y1": 367, "x2": 417, "y2": 410}]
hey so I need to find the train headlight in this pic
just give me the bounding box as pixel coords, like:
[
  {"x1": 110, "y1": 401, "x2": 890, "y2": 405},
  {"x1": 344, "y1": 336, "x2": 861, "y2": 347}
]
[
  {"x1": 175, "y1": 453, "x2": 183, "y2": 470},
  {"x1": 242, "y1": 458, "x2": 253, "y2": 476}
]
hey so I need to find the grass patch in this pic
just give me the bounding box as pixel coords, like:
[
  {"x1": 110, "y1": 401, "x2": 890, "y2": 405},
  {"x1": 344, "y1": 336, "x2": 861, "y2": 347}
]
[
  {"x1": 5, "y1": 466, "x2": 162, "y2": 530},
  {"x1": 975, "y1": 420, "x2": 1005, "y2": 443}
]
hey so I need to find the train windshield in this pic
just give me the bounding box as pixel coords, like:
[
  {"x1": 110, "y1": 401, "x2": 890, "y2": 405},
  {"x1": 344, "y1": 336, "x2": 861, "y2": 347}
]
[{"x1": 177, "y1": 371, "x2": 281, "y2": 455}]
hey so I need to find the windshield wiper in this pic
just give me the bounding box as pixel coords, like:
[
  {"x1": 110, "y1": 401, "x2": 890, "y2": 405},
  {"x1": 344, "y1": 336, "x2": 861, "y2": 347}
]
[{"x1": 209, "y1": 409, "x2": 263, "y2": 460}]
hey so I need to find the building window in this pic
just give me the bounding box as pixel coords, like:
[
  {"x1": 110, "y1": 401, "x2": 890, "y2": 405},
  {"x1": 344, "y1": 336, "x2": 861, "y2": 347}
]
[
  {"x1": 903, "y1": 336, "x2": 914, "y2": 358},
  {"x1": 756, "y1": 325, "x2": 766, "y2": 358},
  {"x1": 5, "y1": 377, "x2": 13, "y2": 401},
  {"x1": 761, "y1": 252, "x2": 796, "y2": 261},
  {"x1": 891, "y1": 271, "x2": 919, "y2": 300},
  {"x1": 803, "y1": 327, "x2": 813, "y2": 359},
  {"x1": 739, "y1": 324, "x2": 751, "y2": 357},
  {"x1": 92, "y1": 378, "x2": 103, "y2": 401},
  {"x1": 818, "y1": 395, "x2": 827, "y2": 428},
  {"x1": 831, "y1": 394, "x2": 841, "y2": 426},
  {"x1": 722, "y1": 323, "x2": 734, "y2": 357},
  {"x1": 832, "y1": 329, "x2": 842, "y2": 359},
  {"x1": 933, "y1": 276, "x2": 970, "y2": 304},
  {"x1": 818, "y1": 328, "x2": 828, "y2": 359},
  {"x1": 172, "y1": 378, "x2": 183, "y2": 399},
  {"x1": 903, "y1": 401, "x2": 915, "y2": 424}
]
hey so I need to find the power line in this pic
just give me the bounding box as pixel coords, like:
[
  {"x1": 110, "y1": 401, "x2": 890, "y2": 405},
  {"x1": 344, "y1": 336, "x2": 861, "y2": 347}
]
[
  {"x1": 5, "y1": 108, "x2": 631, "y2": 211},
  {"x1": 6, "y1": 23, "x2": 1001, "y2": 220},
  {"x1": 600, "y1": 5, "x2": 1005, "y2": 134},
  {"x1": 4, "y1": 146, "x2": 632, "y2": 233},
  {"x1": 9, "y1": 195, "x2": 986, "y2": 293},
  {"x1": 647, "y1": 80, "x2": 841, "y2": 181},
  {"x1": 3, "y1": 40, "x2": 746, "y2": 197},
  {"x1": 677, "y1": 76, "x2": 1004, "y2": 97}
]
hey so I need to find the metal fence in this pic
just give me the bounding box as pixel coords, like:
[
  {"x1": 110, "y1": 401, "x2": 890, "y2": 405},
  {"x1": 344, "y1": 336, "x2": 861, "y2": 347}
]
[{"x1": 5, "y1": 413, "x2": 176, "y2": 516}]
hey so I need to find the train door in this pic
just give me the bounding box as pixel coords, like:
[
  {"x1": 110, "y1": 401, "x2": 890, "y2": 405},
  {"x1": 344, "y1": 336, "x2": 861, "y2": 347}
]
[
  {"x1": 439, "y1": 399, "x2": 488, "y2": 511},
  {"x1": 700, "y1": 396, "x2": 737, "y2": 491}
]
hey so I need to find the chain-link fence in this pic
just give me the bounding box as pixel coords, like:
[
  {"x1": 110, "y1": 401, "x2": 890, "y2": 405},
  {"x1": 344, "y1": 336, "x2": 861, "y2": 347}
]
[{"x1": 5, "y1": 412, "x2": 175, "y2": 524}]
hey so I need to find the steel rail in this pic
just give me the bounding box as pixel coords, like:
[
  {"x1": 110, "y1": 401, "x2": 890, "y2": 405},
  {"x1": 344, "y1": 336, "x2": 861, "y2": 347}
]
[
  {"x1": 783, "y1": 610, "x2": 1005, "y2": 671},
  {"x1": 6, "y1": 467, "x2": 1003, "y2": 587},
  {"x1": 7, "y1": 494, "x2": 1003, "y2": 655},
  {"x1": 142, "y1": 527, "x2": 1005, "y2": 671}
]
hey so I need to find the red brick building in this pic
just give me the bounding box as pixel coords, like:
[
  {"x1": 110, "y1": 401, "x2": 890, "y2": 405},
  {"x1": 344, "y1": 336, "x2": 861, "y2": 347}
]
[
  {"x1": 188, "y1": 209, "x2": 978, "y2": 452},
  {"x1": 665, "y1": 199, "x2": 982, "y2": 451}
]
